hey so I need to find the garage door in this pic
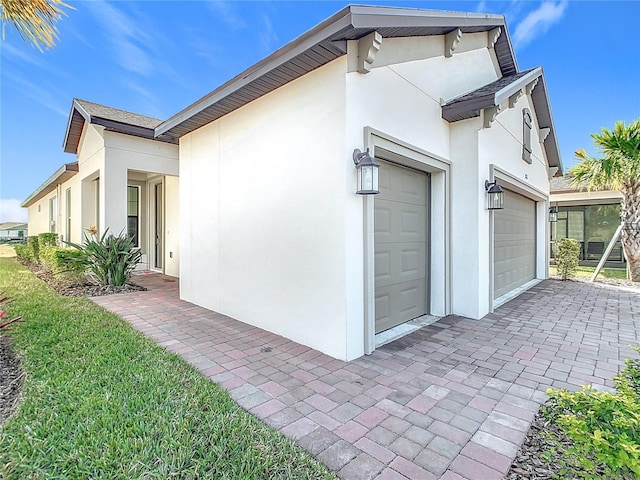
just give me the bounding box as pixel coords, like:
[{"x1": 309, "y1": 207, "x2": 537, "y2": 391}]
[
  {"x1": 494, "y1": 189, "x2": 536, "y2": 299},
  {"x1": 374, "y1": 161, "x2": 428, "y2": 334}
]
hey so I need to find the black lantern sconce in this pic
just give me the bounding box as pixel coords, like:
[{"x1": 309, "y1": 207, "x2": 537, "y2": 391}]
[
  {"x1": 485, "y1": 180, "x2": 504, "y2": 210},
  {"x1": 549, "y1": 206, "x2": 558, "y2": 222},
  {"x1": 353, "y1": 148, "x2": 380, "y2": 195}
]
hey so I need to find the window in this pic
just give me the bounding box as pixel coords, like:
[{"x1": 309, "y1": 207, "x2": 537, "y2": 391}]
[
  {"x1": 522, "y1": 108, "x2": 532, "y2": 164},
  {"x1": 127, "y1": 186, "x2": 140, "y2": 247},
  {"x1": 66, "y1": 188, "x2": 72, "y2": 241},
  {"x1": 49, "y1": 196, "x2": 57, "y2": 233}
]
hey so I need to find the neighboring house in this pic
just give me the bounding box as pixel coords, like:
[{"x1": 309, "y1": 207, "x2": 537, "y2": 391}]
[
  {"x1": 550, "y1": 176, "x2": 624, "y2": 266},
  {"x1": 0, "y1": 222, "x2": 28, "y2": 242},
  {"x1": 22, "y1": 5, "x2": 563, "y2": 361},
  {"x1": 22, "y1": 99, "x2": 180, "y2": 276}
]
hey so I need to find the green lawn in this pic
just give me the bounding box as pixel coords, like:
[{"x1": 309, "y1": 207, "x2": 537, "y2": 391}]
[
  {"x1": 549, "y1": 265, "x2": 628, "y2": 280},
  {"x1": 0, "y1": 258, "x2": 336, "y2": 479}
]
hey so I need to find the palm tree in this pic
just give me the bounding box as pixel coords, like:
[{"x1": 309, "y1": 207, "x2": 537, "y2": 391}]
[
  {"x1": 571, "y1": 119, "x2": 640, "y2": 281},
  {"x1": 0, "y1": 0, "x2": 71, "y2": 51}
]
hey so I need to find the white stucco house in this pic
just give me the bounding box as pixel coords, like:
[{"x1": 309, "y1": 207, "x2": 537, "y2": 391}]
[
  {"x1": 24, "y1": 5, "x2": 563, "y2": 361},
  {"x1": 154, "y1": 5, "x2": 562, "y2": 360},
  {"x1": 22, "y1": 99, "x2": 180, "y2": 276}
]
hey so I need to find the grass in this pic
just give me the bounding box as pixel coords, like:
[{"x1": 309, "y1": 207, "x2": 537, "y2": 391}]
[
  {"x1": 549, "y1": 265, "x2": 628, "y2": 280},
  {"x1": 0, "y1": 257, "x2": 337, "y2": 479}
]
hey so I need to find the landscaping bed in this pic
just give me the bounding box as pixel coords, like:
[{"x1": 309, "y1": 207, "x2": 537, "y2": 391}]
[
  {"x1": 16, "y1": 257, "x2": 146, "y2": 297},
  {"x1": 0, "y1": 335, "x2": 22, "y2": 425}
]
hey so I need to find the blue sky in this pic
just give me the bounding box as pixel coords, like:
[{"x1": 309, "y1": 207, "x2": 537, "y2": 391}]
[{"x1": 1, "y1": 0, "x2": 639, "y2": 222}]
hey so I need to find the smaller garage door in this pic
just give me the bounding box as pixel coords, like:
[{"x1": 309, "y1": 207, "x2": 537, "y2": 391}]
[
  {"x1": 494, "y1": 190, "x2": 536, "y2": 299},
  {"x1": 374, "y1": 161, "x2": 428, "y2": 334}
]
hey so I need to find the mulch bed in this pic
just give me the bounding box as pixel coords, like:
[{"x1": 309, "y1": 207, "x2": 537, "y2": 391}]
[
  {"x1": 0, "y1": 335, "x2": 23, "y2": 425},
  {"x1": 550, "y1": 274, "x2": 640, "y2": 291},
  {"x1": 16, "y1": 258, "x2": 147, "y2": 297}
]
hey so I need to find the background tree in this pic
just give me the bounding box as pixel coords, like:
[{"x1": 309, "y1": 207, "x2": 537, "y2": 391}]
[
  {"x1": 0, "y1": 0, "x2": 71, "y2": 51},
  {"x1": 571, "y1": 119, "x2": 640, "y2": 281}
]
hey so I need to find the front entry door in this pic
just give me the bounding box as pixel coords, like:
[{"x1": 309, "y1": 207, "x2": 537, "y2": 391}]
[
  {"x1": 374, "y1": 161, "x2": 429, "y2": 334},
  {"x1": 154, "y1": 183, "x2": 163, "y2": 270}
]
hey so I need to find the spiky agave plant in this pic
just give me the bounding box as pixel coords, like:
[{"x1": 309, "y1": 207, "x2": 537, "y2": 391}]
[{"x1": 66, "y1": 229, "x2": 142, "y2": 287}]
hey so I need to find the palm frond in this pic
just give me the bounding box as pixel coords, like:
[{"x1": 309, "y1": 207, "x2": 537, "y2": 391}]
[
  {"x1": 571, "y1": 118, "x2": 640, "y2": 192},
  {"x1": 0, "y1": 0, "x2": 73, "y2": 51}
]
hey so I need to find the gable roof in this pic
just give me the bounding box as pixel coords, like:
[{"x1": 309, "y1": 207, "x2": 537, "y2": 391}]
[
  {"x1": 442, "y1": 68, "x2": 538, "y2": 119},
  {"x1": 21, "y1": 162, "x2": 79, "y2": 208},
  {"x1": 0, "y1": 222, "x2": 27, "y2": 231},
  {"x1": 550, "y1": 175, "x2": 575, "y2": 192},
  {"x1": 63, "y1": 98, "x2": 176, "y2": 154},
  {"x1": 442, "y1": 67, "x2": 562, "y2": 173},
  {"x1": 156, "y1": 4, "x2": 516, "y2": 139}
]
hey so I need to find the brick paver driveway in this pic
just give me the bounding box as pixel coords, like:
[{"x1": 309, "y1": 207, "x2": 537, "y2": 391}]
[{"x1": 92, "y1": 277, "x2": 639, "y2": 480}]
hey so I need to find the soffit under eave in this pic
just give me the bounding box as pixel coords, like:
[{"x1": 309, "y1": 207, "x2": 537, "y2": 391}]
[{"x1": 62, "y1": 107, "x2": 87, "y2": 154}]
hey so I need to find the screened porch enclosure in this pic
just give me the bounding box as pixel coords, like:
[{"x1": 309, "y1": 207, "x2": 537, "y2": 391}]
[{"x1": 550, "y1": 203, "x2": 625, "y2": 265}]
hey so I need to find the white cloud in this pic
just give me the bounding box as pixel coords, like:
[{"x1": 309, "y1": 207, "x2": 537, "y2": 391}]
[
  {"x1": 3, "y1": 70, "x2": 68, "y2": 117},
  {"x1": 259, "y1": 14, "x2": 278, "y2": 55},
  {"x1": 513, "y1": 1, "x2": 568, "y2": 49},
  {"x1": 476, "y1": 1, "x2": 487, "y2": 13},
  {"x1": 85, "y1": 0, "x2": 174, "y2": 78},
  {"x1": 207, "y1": 1, "x2": 245, "y2": 29},
  {"x1": 0, "y1": 199, "x2": 28, "y2": 223}
]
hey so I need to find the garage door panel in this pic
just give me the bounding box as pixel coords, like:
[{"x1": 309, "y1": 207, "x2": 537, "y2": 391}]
[
  {"x1": 375, "y1": 160, "x2": 428, "y2": 334},
  {"x1": 494, "y1": 190, "x2": 536, "y2": 299},
  {"x1": 374, "y1": 248, "x2": 392, "y2": 286},
  {"x1": 374, "y1": 203, "x2": 392, "y2": 243},
  {"x1": 376, "y1": 242, "x2": 426, "y2": 288},
  {"x1": 375, "y1": 199, "x2": 426, "y2": 243},
  {"x1": 375, "y1": 279, "x2": 426, "y2": 333},
  {"x1": 378, "y1": 162, "x2": 427, "y2": 205}
]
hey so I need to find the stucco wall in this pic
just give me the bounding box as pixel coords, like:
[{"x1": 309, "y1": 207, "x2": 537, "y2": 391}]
[
  {"x1": 478, "y1": 92, "x2": 551, "y2": 307},
  {"x1": 26, "y1": 121, "x2": 179, "y2": 278},
  {"x1": 102, "y1": 131, "x2": 178, "y2": 237},
  {"x1": 179, "y1": 32, "x2": 555, "y2": 359},
  {"x1": 346, "y1": 39, "x2": 502, "y2": 323},
  {"x1": 164, "y1": 175, "x2": 179, "y2": 277},
  {"x1": 180, "y1": 58, "x2": 350, "y2": 360},
  {"x1": 26, "y1": 190, "x2": 58, "y2": 237}
]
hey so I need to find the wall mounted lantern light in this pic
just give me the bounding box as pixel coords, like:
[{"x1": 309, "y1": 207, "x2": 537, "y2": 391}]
[
  {"x1": 485, "y1": 180, "x2": 504, "y2": 210},
  {"x1": 353, "y1": 148, "x2": 380, "y2": 195},
  {"x1": 549, "y1": 206, "x2": 558, "y2": 222}
]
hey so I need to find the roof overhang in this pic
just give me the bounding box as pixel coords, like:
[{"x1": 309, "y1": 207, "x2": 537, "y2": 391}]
[
  {"x1": 21, "y1": 162, "x2": 79, "y2": 208},
  {"x1": 442, "y1": 67, "x2": 562, "y2": 174},
  {"x1": 63, "y1": 99, "x2": 175, "y2": 154},
  {"x1": 156, "y1": 5, "x2": 514, "y2": 139}
]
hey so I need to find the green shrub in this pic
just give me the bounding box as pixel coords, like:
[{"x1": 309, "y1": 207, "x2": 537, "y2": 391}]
[
  {"x1": 14, "y1": 244, "x2": 31, "y2": 261},
  {"x1": 65, "y1": 229, "x2": 142, "y2": 286},
  {"x1": 543, "y1": 345, "x2": 640, "y2": 478},
  {"x1": 556, "y1": 238, "x2": 580, "y2": 280},
  {"x1": 26, "y1": 236, "x2": 40, "y2": 263},
  {"x1": 38, "y1": 232, "x2": 58, "y2": 248},
  {"x1": 39, "y1": 246, "x2": 86, "y2": 285}
]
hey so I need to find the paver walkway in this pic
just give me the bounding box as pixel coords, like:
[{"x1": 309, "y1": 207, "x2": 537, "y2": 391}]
[{"x1": 92, "y1": 276, "x2": 639, "y2": 480}]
